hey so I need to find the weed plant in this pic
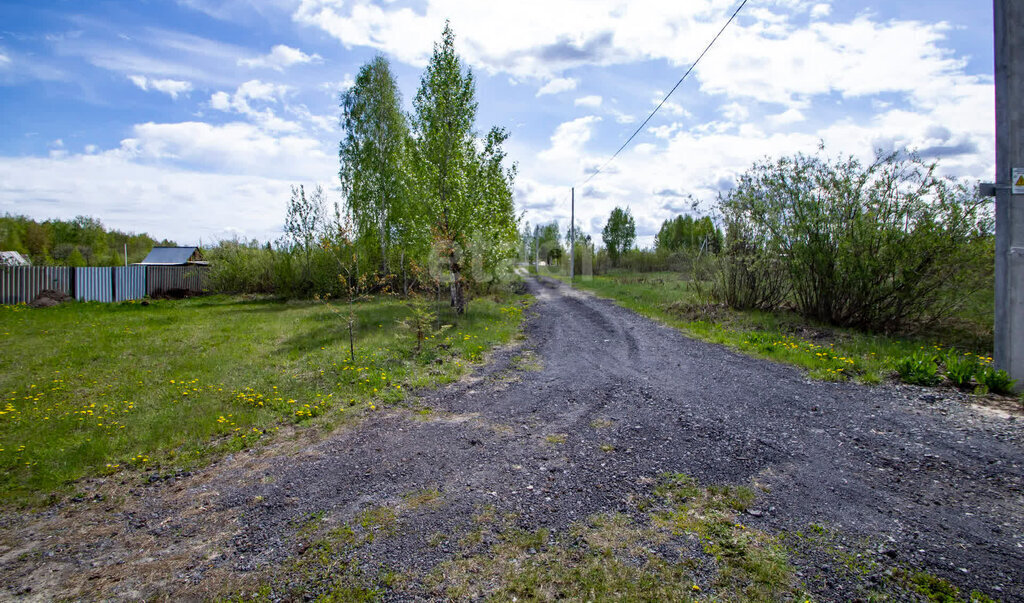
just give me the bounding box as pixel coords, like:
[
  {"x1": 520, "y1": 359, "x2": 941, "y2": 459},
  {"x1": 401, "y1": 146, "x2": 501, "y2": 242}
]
[
  {"x1": 895, "y1": 351, "x2": 941, "y2": 386},
  {"x1": 943, "y1": 351, "x2": 980, "y2": 389},
  {"x1": 976, "y1": 366, "x2": 1017, "y2": 395}
]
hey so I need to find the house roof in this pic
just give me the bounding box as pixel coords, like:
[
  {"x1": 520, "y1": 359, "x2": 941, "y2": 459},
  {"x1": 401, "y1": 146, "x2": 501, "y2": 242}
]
[
  {"x1": 139, "y1": 246, "x2": 202, "y2": 265},
  {"x1": 0, "y1": 251, "x2": 30, "y2": 266}
]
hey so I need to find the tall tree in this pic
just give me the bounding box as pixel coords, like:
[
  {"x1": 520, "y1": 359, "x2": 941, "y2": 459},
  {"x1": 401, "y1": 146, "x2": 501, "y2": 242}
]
[
  {"x1": 340, "y1": 55, "x2": 409, "y2": 275},
  {"x1": 284, "y1": 184, "x2": 326, "y2": 284},
  {"x1": 535, "y1": 221, "x2": 563, "y2": 265},
  {"x1": 410, "y1": 22, "x2": 479, "y2": 314},
  {"x1": 602, "y1": 206, "x2": 636, "y2": 266},
  {"x1": 467, "y1": 126, "x2": 519, "y2": 287},
  {"x1": 520, "y1": 221, "x2": 534, "y2": 262}
]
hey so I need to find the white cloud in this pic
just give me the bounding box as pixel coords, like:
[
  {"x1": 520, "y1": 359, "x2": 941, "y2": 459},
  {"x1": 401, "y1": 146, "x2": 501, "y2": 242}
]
[
  {"x1": 539, "y1": 115, "x2": 601, "y2": 161},
  {"x1": 766, "y1": 108, "x2": 805, "y2": 127},
  {"x1": 648, "y1": 123, "x2": 682, "y2": 139},
  {"x1": 208, "y1": 80, "x2": 300, "y2": 132},
  {"x1": 658, "y1": 100, "x2": 691, "y2": 118},
  {"x1": 287, "y1": 104, "x2": 337, "y2": 132},
  {"x1": 290, "y1": 0, "x2": 851, "y2": 85},
  {"x1": 128, "y1": 74, "x2": 148, "y2": 89},
  {"x1": 0, "y1": 51, "x2": 10, "y2": 66},
  {"x1": 0, "y1": 118, "x2": 339, "y2": 243},
  {"x1": 113, "y1": 121, "x2": 333, "y2": 179},
  {"x1": 48, "y1": 139, "x2": 66, "y2": 159},
  {"x1": 236, "y1": 79, "x2": 289, "y2": 101},
  {"x1": 720, "y1": 102, "x2": 749, "y2": 122},
  {"x1": 320, "y1": 75, "x2": 354, "y2": 94},
  {"x1": 810, "y1": 3, "x2": 831, "y2": 19},
  {"x1": 574, "y1": 95, "x2": 602, "y2": 108},
  {"x1": 0, "y1": 152, "x2": 324, "y2": 244},
  {"x1": 292, "y1": 1, "x2": 981, "y2": 122},
  {"x1": 150, "y1": 78, "x2": 193, "y2": 98},
  {"x1": 177, "y1": 0, "x2": 295, "y2": 23},
  {"x1": 695, "y1": 17, "x2": 974, "y2": 110},
  {"x1": 536, "y1": 77, "x2": 578, "y2": 97},
  {"x1": 611, "y1": 109, "x2": 636, "y2": 124},
  {"x1": 293, "y1": 0, "x2": 730, "y2": 80},
  {"x1": 239, "y1": 44, "x2": 322, "y2": 70},
  {"x1": 58, "y1": 26, "x2": 250, "y2": 87},
  {"x1": 127, "y1": 74, "x2": 193, "y2": 99}
]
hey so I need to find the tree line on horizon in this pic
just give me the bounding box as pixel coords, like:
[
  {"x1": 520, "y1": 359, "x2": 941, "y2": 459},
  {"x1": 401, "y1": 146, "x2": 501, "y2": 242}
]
[
  {"x1": 521, "y1": 205, "x2": 725, "y2": 271},
  {"x1": 0, "y1": 214, "x2": 174, "y2": 267}
]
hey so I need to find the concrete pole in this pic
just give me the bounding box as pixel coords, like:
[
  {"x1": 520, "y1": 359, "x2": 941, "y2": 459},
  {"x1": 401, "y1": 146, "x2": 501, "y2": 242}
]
[
  {"x1": 570, "y1": 187, "x2": 575, "y2": 283},
  {"x1": 534, "y1": 224, "x2": 539, "y2": 273},
  {"x1": 994, "y1": 0, "x2": 1024, "y2": 389}
]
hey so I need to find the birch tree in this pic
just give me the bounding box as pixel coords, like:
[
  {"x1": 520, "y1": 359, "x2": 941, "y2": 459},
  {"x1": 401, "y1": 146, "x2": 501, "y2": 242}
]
[
  {"x1": 284, "y1": 184, "x2": 326, "y2": 282},
  {"x1": 467, "y1": 126, "x2": 519, "y2": 288},
  {"x1": 410, "y1": 22, "x2": 478, "y2": 314},
  {"x1": 340, "y1": 55, "x2": 409, "y2": 275}
]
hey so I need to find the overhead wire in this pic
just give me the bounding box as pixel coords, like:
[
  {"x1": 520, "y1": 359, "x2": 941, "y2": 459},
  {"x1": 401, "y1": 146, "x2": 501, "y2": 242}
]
[{"x1": 580, "y1": 0, "x2": 750, "y2": 187}]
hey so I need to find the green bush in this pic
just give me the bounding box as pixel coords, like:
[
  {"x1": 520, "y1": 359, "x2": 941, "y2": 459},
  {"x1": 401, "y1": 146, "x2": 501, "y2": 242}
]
[
  {"x1": 976, "y1": 366, "x2": 1017, "y2": 395},
  {"x1": 205, "y1": 240, "x2": 350, "y2": 298},
  {"x1": 895, "y1": 351, "x2": 940, "y2": 386},
  {"x1": 719, "y1": 149, "x2": 994, "y2": 331},
  {"x1": 942, "y1": 351, "x2": 979, "y2": 389},
  {"x1": 710, "y1": 229, "x2": 789, "y2": 311},
  {"x1": 206, "y1": 240, "x2": 278, "y2": 294}
]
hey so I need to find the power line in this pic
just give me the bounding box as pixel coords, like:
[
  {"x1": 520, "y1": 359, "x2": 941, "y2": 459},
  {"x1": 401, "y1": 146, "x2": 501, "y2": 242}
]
[{"x1": 581, "y1": 0, "x2": 749, "y2": 186}]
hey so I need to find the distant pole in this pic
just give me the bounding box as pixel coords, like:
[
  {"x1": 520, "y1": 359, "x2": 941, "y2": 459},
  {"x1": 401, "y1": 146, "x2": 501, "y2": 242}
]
[
  {"x1": 570, "y1": 187, "x2": 575, "y2": 284},
  {"x1": 124, "y1": 243, "x2": 128, "y2": 269},
  {"x1": 534, "y1": 225, "x2": 539, "y2": 272},
  {"x1": 994, "y1": 0, "x2": 1024, "y2": 389}
]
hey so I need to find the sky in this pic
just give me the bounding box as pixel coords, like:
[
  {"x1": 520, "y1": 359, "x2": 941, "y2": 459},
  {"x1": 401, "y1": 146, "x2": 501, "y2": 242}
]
[{"x1": 0, "y1": 0, "x2": 996, "y2": 248}]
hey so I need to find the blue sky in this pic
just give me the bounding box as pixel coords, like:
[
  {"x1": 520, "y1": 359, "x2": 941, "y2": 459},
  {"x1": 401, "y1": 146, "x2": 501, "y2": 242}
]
[{"x1": 0, "y1": 0, "x2": 995, "y2": 247}]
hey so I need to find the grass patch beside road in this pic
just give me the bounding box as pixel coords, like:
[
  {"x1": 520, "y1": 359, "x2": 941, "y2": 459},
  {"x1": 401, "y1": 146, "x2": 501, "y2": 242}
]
[
  {"x1": 227, "y1": 472, "x2": 999, "y2": 601},
  {"x1": 424, "y1": 474, "x2": 996, "y2": 602},
  {"x1": 0, "y1": 293, "x2": 528, "y2": 505},
  {"x1": 547, "y1": 271, "x2": 994, "y2": 386}
]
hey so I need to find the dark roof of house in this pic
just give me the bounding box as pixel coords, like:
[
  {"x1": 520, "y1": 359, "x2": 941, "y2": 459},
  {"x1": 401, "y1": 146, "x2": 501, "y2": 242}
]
[{"x1": 139, "y1": 246, "x2": 202, "y2": 265}]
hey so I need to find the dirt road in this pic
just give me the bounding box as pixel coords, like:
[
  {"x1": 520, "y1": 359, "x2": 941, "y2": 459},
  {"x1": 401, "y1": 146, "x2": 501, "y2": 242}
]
[{"x1": 2, "y1": 276, "x2": 1022, "y2": 600}]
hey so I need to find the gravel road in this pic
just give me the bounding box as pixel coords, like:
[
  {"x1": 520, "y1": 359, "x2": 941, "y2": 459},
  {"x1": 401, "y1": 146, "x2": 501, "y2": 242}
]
[{"x1": 2, "y1": 276, "x2": 1022, "y2": 600}]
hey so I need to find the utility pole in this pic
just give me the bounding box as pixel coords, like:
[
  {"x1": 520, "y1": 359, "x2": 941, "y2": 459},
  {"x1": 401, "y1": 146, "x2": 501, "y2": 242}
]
[
  {"x1": 994, "y1": 0, "x2": 1024, "y2": 389},
  {"x1": 570, "y1": 187, "x2": 575, "y2": 284},
  {"x1": 534, "y1": 224, "x2": 539, "y2": 273}
]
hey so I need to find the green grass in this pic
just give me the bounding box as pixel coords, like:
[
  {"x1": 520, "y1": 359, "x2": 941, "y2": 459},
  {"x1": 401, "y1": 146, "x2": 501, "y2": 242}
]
[
  {"x1": 551, "y1": 271, "x2": 994, "y2": 386},
  {"x1": 0, "y1": 292, "x2": 528, "y2": 505},
  {"x1": 223, "y1": 470, "x2": 996, "y2": 601},
  {"x1": 428, "y1": 474, "x2": 798, "y2": 602},
  {"x1": 425, "y1": 474, "x2": 996, "y2": 602},
  {"x1": 783, "y1": 522, "x2": 999, "y2": 602}
]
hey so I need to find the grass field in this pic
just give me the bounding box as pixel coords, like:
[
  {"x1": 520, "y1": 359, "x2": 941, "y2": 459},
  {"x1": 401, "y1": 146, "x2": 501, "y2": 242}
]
[
  {"x1": 0, "y1": 293, "x2": 528, "y2": 505},
  {"x1": 545, "y1": 270, "x2": 997, "y2": 387}
]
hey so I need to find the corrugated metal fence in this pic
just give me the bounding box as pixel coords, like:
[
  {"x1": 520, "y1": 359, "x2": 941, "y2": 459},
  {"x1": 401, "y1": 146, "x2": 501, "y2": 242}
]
[
  {"x1": 146, "y1": 265, "x2": 209, "y2": 297},
  {"x1": 0, "y1": 265, "x2": 209, "y2": 304},
  {"x1": 75, "y1": 267, "x2": 114, "y2": 302},
  {"x1": 0, "y1": 266, "x2": 72, "y2": 304},
  {"x1": 114, "y1": 266, "x2": 146, "y2": 302}
]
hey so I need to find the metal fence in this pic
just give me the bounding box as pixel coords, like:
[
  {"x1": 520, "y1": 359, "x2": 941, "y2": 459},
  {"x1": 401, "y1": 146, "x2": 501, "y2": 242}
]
[
  {"x1": 0, "y1": 265, "x2": 209, "y2": 304},
  {"x1": 146, "y1": 265, "x2": 209, "y2": 297},
  {"x1": 114, "y1": 266, "x2": 146, "y2": 302},
  {"x1": 0, "y1": 266, "x2": 72, "y2": 304},
  {"x1": 75, "y1": 267, "x2": 114, "y2": 302}
]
